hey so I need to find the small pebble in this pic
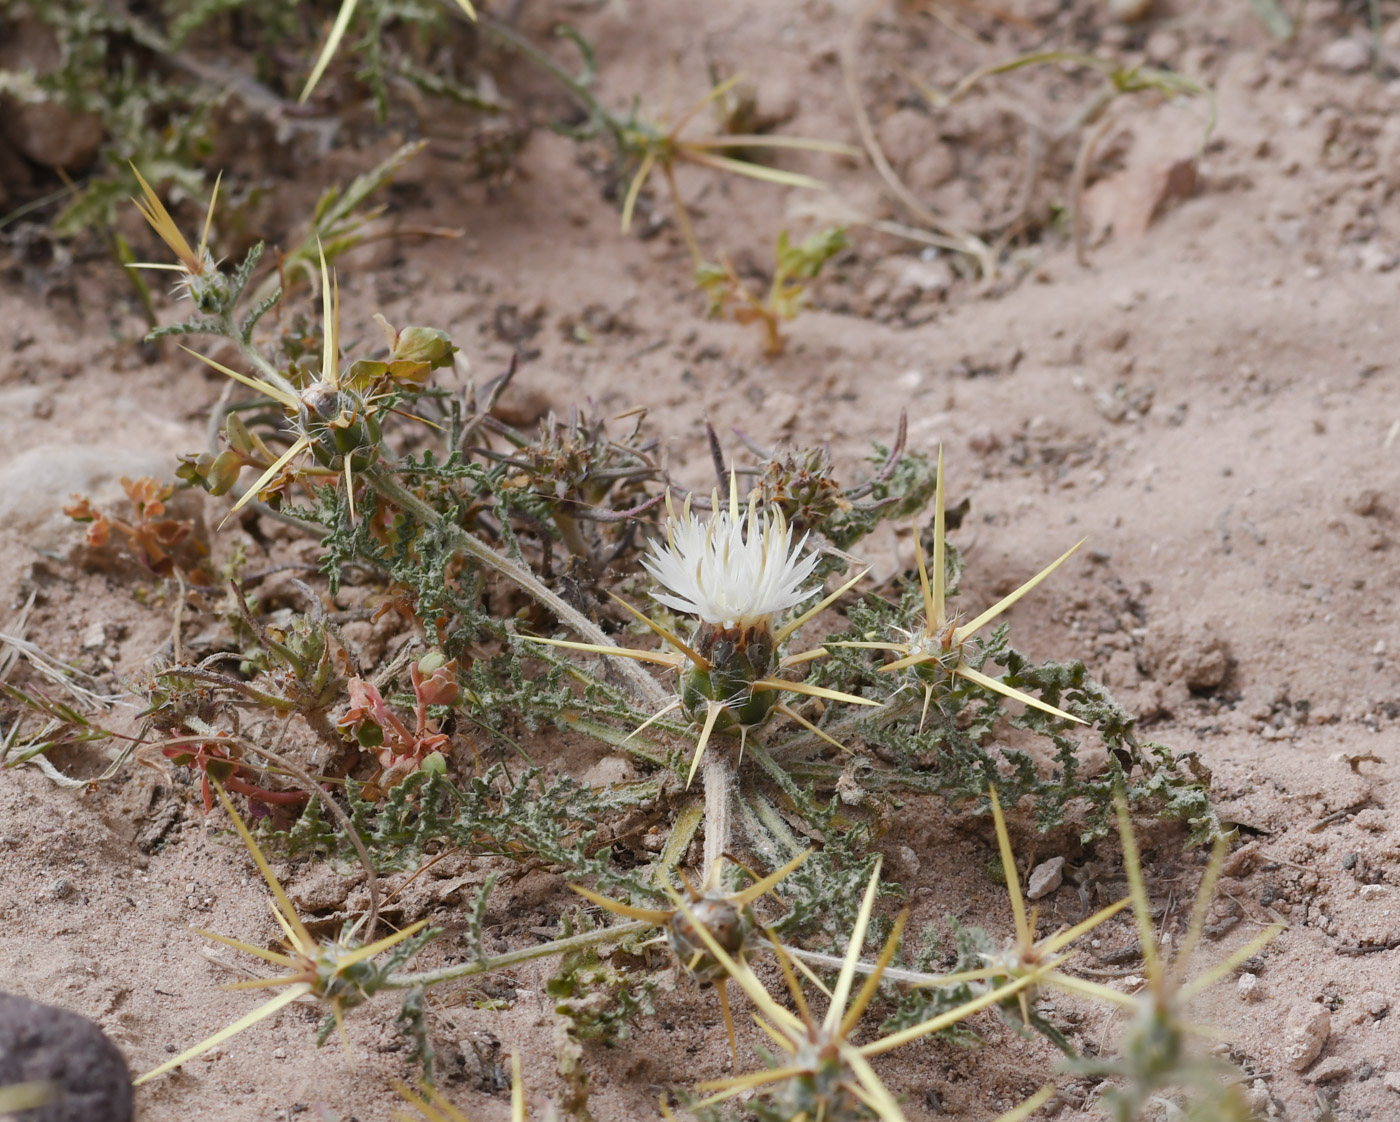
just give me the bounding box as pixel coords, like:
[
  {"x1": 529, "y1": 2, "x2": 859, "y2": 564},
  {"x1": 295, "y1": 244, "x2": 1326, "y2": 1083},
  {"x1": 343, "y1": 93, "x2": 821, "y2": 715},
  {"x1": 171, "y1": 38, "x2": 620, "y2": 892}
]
[
  {"x1": 1306, "y1": 1057, "x2": 1351, "y2": 1084},
  {"x1": 1283, "y1": 1002, "x2": 1331, "y2": 1070},
  {"x1": 1237, "y1": 972, "x2": 1261, "y2": 1003},
  {"x1": 1107, "y1": 0, "x2": 1152, "y2": 20},
  {"x1": 1026, "y1": 857, "x2": 1065, "y2": 900},
  {"x1": 1321, "y1": 37, "x2": 1371, "y2": 74}
]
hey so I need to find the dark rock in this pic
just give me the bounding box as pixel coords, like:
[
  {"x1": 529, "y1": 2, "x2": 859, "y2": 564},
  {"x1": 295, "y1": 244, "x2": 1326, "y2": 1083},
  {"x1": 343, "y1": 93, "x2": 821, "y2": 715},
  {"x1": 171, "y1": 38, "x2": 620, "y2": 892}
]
[{"x1": 0, "y1": 993, "x2": 132, "y2": 1122}]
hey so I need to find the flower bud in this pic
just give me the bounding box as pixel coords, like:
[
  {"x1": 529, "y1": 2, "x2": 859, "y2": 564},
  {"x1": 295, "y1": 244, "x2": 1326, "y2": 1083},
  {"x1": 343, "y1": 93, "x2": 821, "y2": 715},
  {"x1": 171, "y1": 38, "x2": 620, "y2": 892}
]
[{"x1": 412, "y1": 655, "x2": 460, "y2": 707}]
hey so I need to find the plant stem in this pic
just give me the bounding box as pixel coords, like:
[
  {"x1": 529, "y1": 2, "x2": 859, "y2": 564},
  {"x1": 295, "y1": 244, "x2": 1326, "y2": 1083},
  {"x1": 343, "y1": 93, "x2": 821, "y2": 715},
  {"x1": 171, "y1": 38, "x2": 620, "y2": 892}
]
[
  {"x1": 384, "y1": 918, "x2": 653, "y2": 989},
  {"x1": 480, "y1": 16, "x2": 619, "y2": 139},
  {"x1": 702, "y1": 752, "x2": 733, "y2": 874},
  {"x1": 224, "y1": 312, "x2": 298, "y2": 397},
  {"x1": 771, "y1": 943, "x2": 936, "y2": 986},
  {"x1": 367, "y1": 470, "x2": 671, "y2": 710}
]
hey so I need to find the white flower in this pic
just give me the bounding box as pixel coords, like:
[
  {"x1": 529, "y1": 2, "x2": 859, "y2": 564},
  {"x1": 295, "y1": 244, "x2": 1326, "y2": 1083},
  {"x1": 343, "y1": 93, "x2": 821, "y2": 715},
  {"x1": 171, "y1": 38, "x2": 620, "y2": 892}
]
[{"x1": 642, "y1": 483, "x2": 820, "y2": 630}]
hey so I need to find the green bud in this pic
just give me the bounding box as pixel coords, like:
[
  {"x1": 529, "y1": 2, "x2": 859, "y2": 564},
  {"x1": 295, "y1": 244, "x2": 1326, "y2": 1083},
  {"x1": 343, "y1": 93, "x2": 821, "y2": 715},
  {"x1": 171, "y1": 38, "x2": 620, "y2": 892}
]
[
  {"x1": 206, "y1": 449, "x2": 243, "y2": 496},
  {"x1": 392, "y1": 326, "x2": 454, "y2": 369},
  {"x1": 225, "y1": 412, "x2": 256, "y2": 456}
]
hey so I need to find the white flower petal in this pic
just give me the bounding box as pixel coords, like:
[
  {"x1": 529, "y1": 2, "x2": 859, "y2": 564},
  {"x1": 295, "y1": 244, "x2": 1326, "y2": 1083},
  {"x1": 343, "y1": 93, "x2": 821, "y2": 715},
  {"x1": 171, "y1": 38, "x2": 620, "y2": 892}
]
[{"x1": 642, "y1": 488, "x2": 820, "y2": 628}]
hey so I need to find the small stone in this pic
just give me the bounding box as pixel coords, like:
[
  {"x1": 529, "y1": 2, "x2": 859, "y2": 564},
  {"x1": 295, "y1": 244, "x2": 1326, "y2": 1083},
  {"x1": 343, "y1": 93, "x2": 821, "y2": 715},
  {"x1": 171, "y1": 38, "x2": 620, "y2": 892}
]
[
  {"x1": 1321, "y1": 37, "x2": 1371, "y2": 74},
  {"x1": 1145, "y1": 29, "x2": 1182, "y2": 66},
  {"x1": 581, "y1": 755, "x2": 637, "y2": 788},
  {"x1": 968, "y1": 426, "x2": 1002, "y2": 455},
  {"x1": 1026, "y1": 857, "x2": 1066, "y2": 900},
  {"x1": 80, "y1": 621, "x2": 107, "y2": 650},
  {"x1": 1306, "y1": 1057, "x2": 1351, "y2": 1084},
  {"x1": 1359, "y1": 242, "x2": 1398, "y2": 273},
  {"x1": 1283, "y1": 1002, "x2": 1331, "y2": 1070},
  {"x1": 0, "y1": 992, "x2": 133, "y2": 1122},
  {"x1": 1360, "y1": 884, "x2": 1391, "y2": 900},
  {"x1": 1237, "y1": 972, "x2": 1261, "y2": 1002},
  {"x1": 1361, "y1": 991, "x2": 1389, "y2": 1017},
  {"x1": 895, "y1": 259, "x2": 954, "y2": 297},
  {"x1": 1107, "y1": 0, "x2": 1152, "y2": 20}
]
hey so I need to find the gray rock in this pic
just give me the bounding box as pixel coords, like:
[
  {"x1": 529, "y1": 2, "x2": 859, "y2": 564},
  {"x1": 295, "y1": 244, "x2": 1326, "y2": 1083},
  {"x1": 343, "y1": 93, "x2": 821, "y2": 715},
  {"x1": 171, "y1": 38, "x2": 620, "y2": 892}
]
[
  {"x1": 0, "y1": 992, "x2": 132, "y2": 1122},
  {"x1": 1026, "y1": 856, "x2": 1066, "y2": 899},
  {"x1": 1283, "y1": 1002, "x2": 1331, "y2": 1070}
]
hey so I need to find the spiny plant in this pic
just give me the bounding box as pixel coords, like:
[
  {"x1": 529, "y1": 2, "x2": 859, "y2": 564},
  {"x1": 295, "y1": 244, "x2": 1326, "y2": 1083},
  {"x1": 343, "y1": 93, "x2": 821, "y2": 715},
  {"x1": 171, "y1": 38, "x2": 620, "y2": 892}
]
[
  {"x1": 696, "y1": 225, "x2": 849, "y2": 355},
  {"x1": 1052, "y1": 795, "x2": 1284, "y2": 1121},
  {"x1": 526, "y1": 473, "x2": 878, "y2": 788},
  {"x1": 114, "y1": 159, "x2": 1224, "y2": 1116},
  {"x1": 829, "y1": 447, "x2": 1084, "y2": 730},
  {"x1": 804, "y1": 450, "x2": 1218, "y2": 843},
  {"x1": 677, "y1": 860, "x2": 1057, "y2": 1122},
  {"x1": 481, "y1": 18, "x2": 855, "y2": 265},
  {"x1": 893, "y1": 786, "x2": 1131, "y2": 1055},
  {"x1": 572, "y1": 850, "x2": 812, "y2": 1059},
  {"x1": 136, "y1": 778, "x2": 658, "y2": 1085},
  {"x1": 134, "y1": 782, "x2": 435, "y2": 1085}
]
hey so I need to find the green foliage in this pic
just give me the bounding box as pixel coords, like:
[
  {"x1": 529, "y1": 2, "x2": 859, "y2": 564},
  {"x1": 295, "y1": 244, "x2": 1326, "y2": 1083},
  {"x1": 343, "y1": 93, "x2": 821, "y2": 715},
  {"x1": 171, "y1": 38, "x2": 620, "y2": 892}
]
[
  {"x1": 881, "y1": 918, "x2": 986, "y2": 1047},
  {"x1": 1, "y1": 1, "x2": 500, "y2": 242},
  {"x1": 279, "y1": 767, "x2": 664, "y2": 908},
  {"x1": 810, "y1": 592, "x2": 1219, "y2": 844},
  {"x1": 696, "y1": 226, "x2": 849, "y2": 355},
  {"x1": 548, "y1": 913, "x2": 656, "y2": 1045}
]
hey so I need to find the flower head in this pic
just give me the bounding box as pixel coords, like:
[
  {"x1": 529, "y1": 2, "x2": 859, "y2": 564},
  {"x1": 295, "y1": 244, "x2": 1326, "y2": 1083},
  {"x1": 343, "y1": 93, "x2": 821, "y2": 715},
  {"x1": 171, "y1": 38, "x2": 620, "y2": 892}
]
[{"x1": 642, "y1": 476, "x2": 819, "y2": 630}]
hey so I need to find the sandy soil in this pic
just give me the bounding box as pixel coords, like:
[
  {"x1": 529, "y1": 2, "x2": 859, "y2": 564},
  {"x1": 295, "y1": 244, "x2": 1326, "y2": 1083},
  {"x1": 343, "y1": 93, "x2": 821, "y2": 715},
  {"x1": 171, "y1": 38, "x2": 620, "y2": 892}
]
[{"x1": 3, "y1": 1, "x2": 1400, "y2": 1120}]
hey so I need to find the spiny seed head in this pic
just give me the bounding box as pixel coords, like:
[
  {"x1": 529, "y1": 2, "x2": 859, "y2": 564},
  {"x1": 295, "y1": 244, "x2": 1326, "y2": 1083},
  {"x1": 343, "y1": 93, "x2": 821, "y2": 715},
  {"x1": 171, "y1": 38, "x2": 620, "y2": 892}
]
[
  {"x1": 642, "y1": 481, "x2": 819, "y2": 631},
  {"x1": 301, "y1": 382, "x2": 344, "y2": 421},
  {"x1": 668, "y1": 894, "x2": 748, "y2": 982}
]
